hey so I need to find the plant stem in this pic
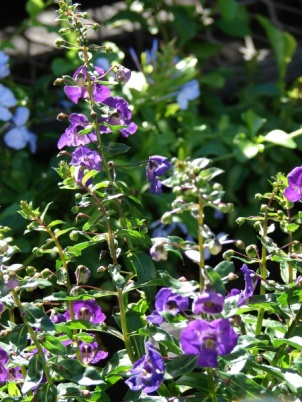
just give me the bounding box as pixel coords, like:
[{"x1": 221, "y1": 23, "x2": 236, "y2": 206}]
[
  {"x1": 11, "y1": 289, "x2": 53, "y2": 385},
  {"x1": 255, "y1": 194, "x2": 274, "y2": 336},
  {"x1": 198, "y1": 198, "x2": 205, "y2": 292},
  {"x1": 207, "y1": 368, "x2": 217, "y2": 402}
]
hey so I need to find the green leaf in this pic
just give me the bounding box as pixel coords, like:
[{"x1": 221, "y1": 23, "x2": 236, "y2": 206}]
[
  {"x1": 233, "y1": 133, "x2": 261, "y2": 162},
  {"x1": 204, "y1": 266, "x2": 226, "y2": 296},
  {"x1": 263, "y1": 130, "x2": 296, "y2": 149},
  {"x1": 40, "y1": 333, "x2": 67, "y2": 355},
  {"x1": 9, "y1": 324, "x2": 28, "y2": 352},
  {"x1": 218, "y1": 0, "x2": 239, "y2": 20},
  {"x1": 273, "y1": 336, "x2": 302, "y2": 351},
  {"x1": 51, "y1": 357, "x2": 104, "y2": 385},
  {"x1": 22, "y1": 352, "x2": 45, "y2": 394},
  {"x1": 103, "y1": 141, "x2": 131, "y2": 156},
  {"x1": 129, "y1": 252, "x2": 157, "y2": 303},
  {"x1": 26, "y1": 0, "x2": 45, "y2": 21},
  {"x1": 165, "y1": 355, "x2": 197, "y2": 379},
  {"x1": 106, "y1": 10, "x2": 149, "y2": 30},
  {"x1": 214, "y1": 260, "x2": 235, "y2": 280},
  {"x1": 241, "y1": 109, "x2": 266, "y2": 138},
  {"x1": 277, "y1": 287, "x2": 302, "y2": 306},
  {"x1": 22, "y1": 303, "x2": 56, "y2": 333},
  {"x1": 34, "y1": 383, "x2": 58, "y2": 402},
  {"x1": 18, "y1": 278, "x2": 52, "y2": 291}
]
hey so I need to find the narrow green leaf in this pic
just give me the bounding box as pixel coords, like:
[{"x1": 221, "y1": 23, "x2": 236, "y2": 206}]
[{"x1": 22, "y1": 353, "x2": 45, "y2": 394}]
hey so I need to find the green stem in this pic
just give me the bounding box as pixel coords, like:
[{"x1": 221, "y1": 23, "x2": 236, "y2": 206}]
[
  {"x1": 255, "y1": 194, "x2": 274, "y2": 336},
  {"x1": 207, "y1": 368, "x2": 217, "y2": 402},
  {"x1": 11, "y1": 289, "x2": 53, "y2": 385},
  {"x1": 198, "y1": 197, "x2": 205, "y2": 292}
]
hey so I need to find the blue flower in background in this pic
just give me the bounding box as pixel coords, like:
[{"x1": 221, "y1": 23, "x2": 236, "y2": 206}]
[
  {"x1": 176, "y1": 79, "x2": 200, "y2": 110},
  {"x1": 4, "y1": 106, "x2": 37, "y2": 153},
  {"x1": 0, "y1": 84, "x2": 17, "y2": 122},
  {"x1": 0, "y1": 51, "x2": 10, "y2": 79}
]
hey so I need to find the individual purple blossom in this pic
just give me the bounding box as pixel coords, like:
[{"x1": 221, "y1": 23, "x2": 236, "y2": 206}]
[
  {"x1": 125, "y1": 342, "x2": 164, "y2": 394},
  {"x1": 284, "y1": 166, "x2": 302, "y2": 202},
  {"x1": 4, "y1": 274, "x2": 20, "y2": 289},
  {"x1": 69, "y1": 146, "x2": 102, "y2": 185},
  {"x1": 63, "y1": 299, "x2": 106, "y2": 324},
  {"x1": 64, "y1": 65, "x2": 111, "y2": 104},
  {"x1": 58, "y1": 113, "x2": 97, "y2": 149},
  {"x1": 0, "y1": 84, "x2": 17, "y2": 122},
  {"x1": 0, "y1": 348, "x2": 23, "y2": 384},
  {"x1": 180, "y1": 318, "x2": 238, "y2": 368},
  {"x1": 176, "y1": 79, "x2": 200, "y2": 110},
  {"x1": 146, "y1": 155, "x2": 171, "y2": 195},
  {"x1": 115, "y1": 65, "x2": 131, "y2": 84},
  {"x1": 192, "y1": 289, "x2": 224, "y2": 315},
  {"x1": 146, "y1": 287, "x2": 189, "y2": 324},
  {"x1": 79, "y1": 334, "x2": 108, "y2": 364},
  {"x1": 4, "y1": 106, "x2": 37, "y2": 153},
  {"x1": 150, "y1": 243, "x2": 168, "y2": 262},
  {"x1": 226, "y1": 264, "x2": 258, "y2": 307},
  {"x1": 99, "y1": 96, "x2": 138, "y2": 137},
  {"x1": 0, "y1": 51, "x2": 10, "y2": 79}
]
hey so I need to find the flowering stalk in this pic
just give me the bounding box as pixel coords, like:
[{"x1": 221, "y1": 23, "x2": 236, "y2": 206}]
[
  {"x1": 198, "y1": 197, "x2": 205, "y2": 292},
  {"x1": 10, "y1": 289, "x2": 53, "y2": 386},
  {"x1": 255, "y1": 194, "x2": 274, "y2": 336}
]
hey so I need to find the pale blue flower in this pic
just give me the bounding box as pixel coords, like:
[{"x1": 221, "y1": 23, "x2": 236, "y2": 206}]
[
  {"x1": 0, "y1": 51, "x2": 10, "y2": 79},
  {"x1": 176, "y1": 79, "x2": 200, "y2": 110},
  {"x1": 4, "y1": 107, "x2": 37, "y2": 153},
  {"x1": 0, "y1": 84, "x2": 17, "y2": 121},
  {"x1": 95, "y1": 57, "x2": 111, "y2": 72}
]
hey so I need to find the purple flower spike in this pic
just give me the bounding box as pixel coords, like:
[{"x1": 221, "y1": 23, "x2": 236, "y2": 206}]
[
  {"x1": 63, "y1": 300, "x2": 106, "y2": 324},
  {"x1": 69, "y1": 146, "x2": 102, "y2": 185},
  {"x1": 100, "y1": 96, "x2": 138, "y2": 137},
  {"x1": 226, "y1": 264, "x2": 258, "y2": 307},
  {"x1": 125, "y1": 342, "x2": 164, "y2": 394},
  {"x1": 79, "y1": 334, "x2": 108, "y2": 364},
  {"x1": 64, "y1": 66, "x2": 111, "y2": 104},
  {"x1": 284, "y1": 166, "x2": 302, "y2": 202},
  {"x1": 180, "y1": 318, "x2": 238, "y2": 368},
  {"x1": 146, "y1": 287, "x2": 189, "y2": 324},
  {"x1": 58, "y1": 113, "x2": 97, "y2": 149},
  {"x1": 192, "y1": 290, "x2": 224, "y2": 315},
  {"x1": 146, "y1": 155, "x2": 171, "y2": 195}
]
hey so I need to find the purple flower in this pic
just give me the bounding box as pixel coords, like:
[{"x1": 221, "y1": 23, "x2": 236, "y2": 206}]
[
  {"x1": 226, "y1": 264, "x2": 258, "y2": 307},
  {"x1": 75, "y1": 265, "x2": 91, "y2": 285},
  {"x1": 192, "y1": 290, "x2": 224, "y2": 315},
  {"x1": 147, "y1": 287, "x2": 189, "y2": 324},
  {"x1": 0, "y1": 51, "x2": 10, "y2": 79},
  {"x1": 79, "y1": 334, "x2": 108, "y2": 364},
  {"x1": 58, "y1": 113, "x2": 97, "y2": 149},
  {"x1": 284, "y1": 166, "x2": 302, "y2": 202},
  {"x1": 180, "y1": 318, "x2": 238, "y2": 368},
  {"x1": 146, "y1": 156, "x2": 171, "y2": 195},
  {"x1": 4, "y1": 106, "x2": 37, "y2": 153},
  {"x1": 49, "y1": 309, "x2": 67, "y2": 324},
  {"x1": 0, "y1": 348, "x2": 22, "y2": 384},
  {"x1": 115, "y1": 65, "x2": 131, "y2": 84},
  {"x1": 0, "y1": 84, "x2": 17, "y2": 122},
  {"x1": 69, "y1": 146, "x2": 102, "y2": 185},
  {"x1": 150, "y1": 243, "x2": 168, "y2": 262},
  {"x1": 63, "y1": 300, "x2": 106, "y2": 324},
  {"x1": 99, "y1": 96, "x2": 137, "y2": 137},
  {"x1": 64, "y1": 65, "x2": 111, "y2": 104},
  {"x1": 125, "y1": 342, "x2": 164, "y2": 394}
]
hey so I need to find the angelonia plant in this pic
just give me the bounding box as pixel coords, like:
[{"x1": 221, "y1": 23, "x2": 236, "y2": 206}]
[{"x1": 1, "y1": 1, "x2": 302, "y2": 401}]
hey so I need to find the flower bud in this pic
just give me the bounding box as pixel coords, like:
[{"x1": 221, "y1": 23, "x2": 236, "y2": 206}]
[
  {"x1": 41, "y1": 268, "x2": 53, "y2": 280},
  {"x1": 292, "y1": 241, "x2": 302, "y2": 253},
  {"x1": 26, "y1": 266, "x2": 36, "y2": 276},
  {"x1": 235, "y1": 240, "x2": 245, "y2": 249},
  {"x1": 92, "y1": 23, "x2": 100, "y2": 31},
  {"x1": 75, "y1": 265, "x2": 91, "y2": 285},
  {"x1": 228, "y1": 272, "x2": 239, "y2": 281},
  {"x1": 236, "y1": 217, "x2": 246, "y2": 226},
  {"x1": 69, "y1": 230, "x2": 79, "y2": 241},
  {"x1": 53, "y1": 77, "x2": 64, "y2": 86},
  {"x1": 254, "y1": 193, "x2": 262, "y2": 200},
  {"x1": 0, "y1": 240, "x2": 9, "y2": 254},
  {"x1": 207, "y1": 239, "x2": 222, "y2": 255},
  {"x1": 55, "y1": 39, "x2": 66, "y2": 48},
  {"x1": 4, "y1": 274, "x2": 19, "y2": 289},
  {"x1": 161, "y1": 212, "x2": 173, "y2": 224},
  {"x1": 222, "y1": 249, "x2": 234, "y2": 261},
  {"x1": 245, "y1": 244, "x2": 258, "y2": 258},
  {"x1": 254, "y1": 221, "x2": 262, "y2": 232}
]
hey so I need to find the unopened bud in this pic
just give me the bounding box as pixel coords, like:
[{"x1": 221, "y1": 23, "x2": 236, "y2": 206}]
[
  {"x1": 75, "y1": 265, "x2": 90, "y2": 285},
  {"x1": 161, "y1": 212, "x2": 172, "y2": 224},
  {"x1": 92, "y1": 23, "x2": 100, "y2": 31},
  {"x1": 245, "y1": 244, "x2": 258, "y2": 258},
  {"x1": 97, "y1": 266, "x2": 107, "y2": 273},
  {"x1": 254, "y1": 221, "x2": 262, "y2": 232},
  {"x1": 222, "y1": 249, "x2": 235, "y2": 261},
  {"x1": 53, "y1": 77, "x2": 64, "y2": 86},
  {"x1": 255, "y1": 193, "x2": 262, "y2": 200},
  {"x1": 26, "y1": 266, "x2": 36, "y2": 276},
  {"x1": 55, "y1": 39, "x2": 66, "y2": 48},
  {"x1": 236, "y1": 217, "x2": 246, "y2": 226},
  {"x1": 69, "y1": 230, "x2": 79, "y2": 241},
  {"x1": 228, "y1": 272, "x2": 239, "y2": 281},
  {"x1": 56, "y1": 113, "x2": 68, "y2": 121}
]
